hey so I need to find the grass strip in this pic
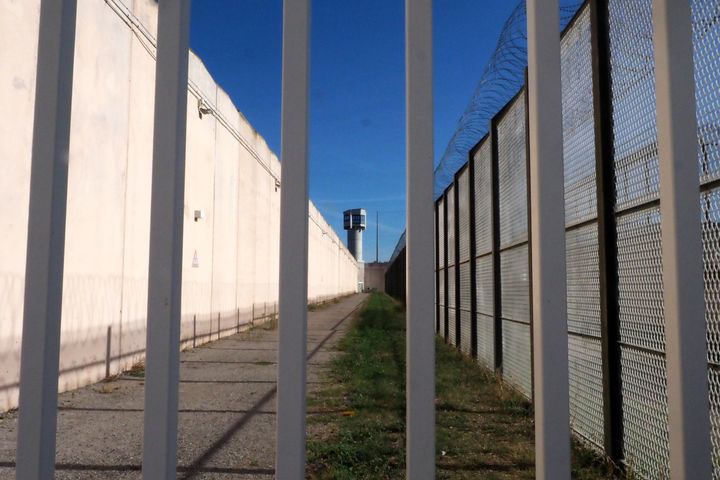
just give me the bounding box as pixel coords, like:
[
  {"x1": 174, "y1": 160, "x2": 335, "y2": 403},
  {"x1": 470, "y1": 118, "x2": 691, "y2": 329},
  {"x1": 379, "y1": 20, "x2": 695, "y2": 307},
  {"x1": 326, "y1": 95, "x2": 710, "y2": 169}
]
[{"x1": 308, "y1": 293, "x2": 622, "y2": 479}]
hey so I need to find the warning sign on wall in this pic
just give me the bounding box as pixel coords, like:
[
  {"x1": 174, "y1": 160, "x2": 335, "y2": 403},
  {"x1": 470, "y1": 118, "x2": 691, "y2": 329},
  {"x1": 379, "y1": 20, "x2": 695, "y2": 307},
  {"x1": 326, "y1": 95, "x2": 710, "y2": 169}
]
[{"x1": 192, "y1": 250, "x2": 199, "y2": 268}]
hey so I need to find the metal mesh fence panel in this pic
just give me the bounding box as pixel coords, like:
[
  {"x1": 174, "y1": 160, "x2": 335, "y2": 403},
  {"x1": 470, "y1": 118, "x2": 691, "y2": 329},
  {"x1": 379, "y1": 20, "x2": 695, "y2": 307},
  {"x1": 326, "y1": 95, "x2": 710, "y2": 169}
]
[
  {"x1": 619, "y1": 347, "x2": 670, "y2": 479},
  {"x1": 476, "y1": 313, "x2": 495, "y2": 370},
  {"x1": 693, "y1": 1, "x2": 720, "y2": 475},
  {"x1": 704, "y1": 188, "x2": 720, "y2": 366},
  {"x1": 448, "y1": 264, "x2": 457, "y2": 346},
  {"x1": 458, "y1": 169, "x2": 471, "y2": 263},
  {"x1": 458, "y1": 167, "x2": 473, "y2": 354},
  {"x1": 495, "y1": 90, "x2": 530, "y2": 401},
  {"x1": 692, "y1": 0, "x2": 720, "y2": 185},
  {"x1": 447, "y1": 263, "x2": 456, "y2": 312},
  {"x1": 497, "y1": 94, "x2": 528, "y2": 249},
  {"x1": 473, "y1": 138, "x2": 495, "y2": 371},
  {"x1": 616, "y1": 208, "x2": 665, "y2": 353},
  {"x1": 566, "y1": 225, "x2": 601, "y2": 337},
  {"x1": 703, "y1": 180, "x2": 720, "y2": 477},
  {"x1": 459, "y1": 262, "x2": 472, "y2": 355},
  {"x1": 616, "y1": 209, "x2": 668, "y2": 477},
  {"x1": 500, "y1": 245, "x2": 530, "y2": 324},
  {"x1": 476, "y1": 255, "x2": 494, "y2": 369},
  {"x1": 711, "y1": 367, "x2": 720, "y2": 477},
  {"x1": 562, "y1": 7, "x2": 597, "y2": 227},
  {"x1": 500, "y1": 244, "x2": 531, "y2": 399},
  {"x1": 460, "y1": 311, "x2": 472, "y2": 355},
  {"x1": 438, "y1": 270, "x2": 445, "y2": 312},
  {"x1": 447, "y1": 187, "x2": 456, "y2": 267},
  {"x1": 501, "y1": 319, "x2": 532, "y2": 398},
  {"x1": 608, "y1": 0, "x2": 659, "y2": 211},
  {"x1": 448, "y1": 307, "x2": 457, "y2": 347},
  {"x1": 439, "y1": 198, "x2": 446, "y2": 268},
  {"x1": 476, "y1": 255, "x2": 494, "y2": 317},
  {"x1": 568, "y1": 334, "x2": 605, "y2": 449},
  {"x1": 438, "y1": 198, "x2": 446, "y2": 338},
  {"x1": 474, "y1": 140, "x2": 493, "y2": 255}
]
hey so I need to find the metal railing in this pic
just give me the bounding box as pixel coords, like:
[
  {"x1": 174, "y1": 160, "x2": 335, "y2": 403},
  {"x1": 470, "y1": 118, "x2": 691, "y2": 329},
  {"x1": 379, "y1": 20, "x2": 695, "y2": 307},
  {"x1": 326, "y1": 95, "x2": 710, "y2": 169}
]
[{"x1": 14, "y1": 0, "x2": 710, "y2": 478}]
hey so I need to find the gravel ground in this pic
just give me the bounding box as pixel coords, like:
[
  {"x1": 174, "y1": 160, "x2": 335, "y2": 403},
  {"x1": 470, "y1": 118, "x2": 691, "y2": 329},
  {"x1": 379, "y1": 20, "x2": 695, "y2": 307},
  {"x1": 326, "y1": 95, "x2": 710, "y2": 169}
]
[{"x1": 0, "y1": 294, "x2": 366, "y2": 479}]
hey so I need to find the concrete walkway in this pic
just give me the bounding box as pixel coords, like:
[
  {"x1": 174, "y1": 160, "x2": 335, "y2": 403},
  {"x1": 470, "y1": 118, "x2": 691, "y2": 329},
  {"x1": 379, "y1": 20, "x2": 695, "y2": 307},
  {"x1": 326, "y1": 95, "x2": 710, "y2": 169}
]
[{"x1": 0, "y1": 294, "x2": 367, "y2": 479}]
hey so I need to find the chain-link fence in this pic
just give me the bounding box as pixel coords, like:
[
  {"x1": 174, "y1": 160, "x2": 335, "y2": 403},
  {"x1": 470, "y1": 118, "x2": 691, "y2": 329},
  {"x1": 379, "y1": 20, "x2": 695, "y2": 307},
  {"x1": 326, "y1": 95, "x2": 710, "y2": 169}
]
[{"x1": 386, "y1": 0, "x2": 720, "y2": 477}]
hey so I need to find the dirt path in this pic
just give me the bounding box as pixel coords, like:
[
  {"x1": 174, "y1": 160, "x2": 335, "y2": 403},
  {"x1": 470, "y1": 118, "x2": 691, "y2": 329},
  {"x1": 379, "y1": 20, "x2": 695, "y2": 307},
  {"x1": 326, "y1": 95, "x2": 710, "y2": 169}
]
[{"x1": 0, "y1": 294, "x2": 366, "y2": 479}]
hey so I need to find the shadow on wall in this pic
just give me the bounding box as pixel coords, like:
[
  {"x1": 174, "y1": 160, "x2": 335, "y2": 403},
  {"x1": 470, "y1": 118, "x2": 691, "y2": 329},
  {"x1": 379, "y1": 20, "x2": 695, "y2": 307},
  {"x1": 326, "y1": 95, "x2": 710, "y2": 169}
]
[{"x1": 0, "y1": 298, "x2": 277, "y2": 412}]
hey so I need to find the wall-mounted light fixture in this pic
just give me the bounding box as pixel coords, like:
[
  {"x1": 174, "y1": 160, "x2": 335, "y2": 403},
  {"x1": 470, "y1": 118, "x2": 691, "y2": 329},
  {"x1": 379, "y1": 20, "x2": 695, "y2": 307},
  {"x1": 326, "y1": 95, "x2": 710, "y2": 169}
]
[
  {"x1": 197, "y1": 98, "x2": 212, "y2": 119},
  {"x1": 194, "y1": 209, "x2": 205, "y2": 222},
  {"x1": 275, "y1": 179, "x2": 281, "y2": 192}
]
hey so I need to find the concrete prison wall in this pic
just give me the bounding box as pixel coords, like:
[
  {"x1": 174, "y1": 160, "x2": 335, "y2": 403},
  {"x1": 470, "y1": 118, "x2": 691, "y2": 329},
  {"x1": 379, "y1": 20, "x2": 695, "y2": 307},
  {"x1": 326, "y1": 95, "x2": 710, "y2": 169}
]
[{"x1": 0, "y1": 0, "x2": 359, "y2": 412}]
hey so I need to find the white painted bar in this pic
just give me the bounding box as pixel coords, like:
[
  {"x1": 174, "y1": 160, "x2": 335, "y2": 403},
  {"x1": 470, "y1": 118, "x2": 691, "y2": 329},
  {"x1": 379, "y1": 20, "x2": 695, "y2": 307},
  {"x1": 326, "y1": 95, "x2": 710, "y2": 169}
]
[
  {"x1": 652, "y1": 0, "x2": 711, "y2": 477},
  {"x1": 141, "y1": 1, "x2": 192, "y2": 478},
  {"x1": 526, "y1": 1, "x2": 571, "y2": 478},
  {"x1": 275, "y1": 0, "x2": 311, "y2": 478},
  {"x1": 405, "y1": 0, "x2": 435, "y2": 478},
  {"x1": 15, "y1": 1, "x2": 77, "y2": 478}
]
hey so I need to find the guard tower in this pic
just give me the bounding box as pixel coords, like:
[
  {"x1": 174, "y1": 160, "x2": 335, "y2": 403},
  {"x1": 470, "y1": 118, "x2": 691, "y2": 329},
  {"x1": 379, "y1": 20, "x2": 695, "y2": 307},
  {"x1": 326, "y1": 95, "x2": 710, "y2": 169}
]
[{"x1": 343, "y1": 208, "x2": 366, "y2": 262}]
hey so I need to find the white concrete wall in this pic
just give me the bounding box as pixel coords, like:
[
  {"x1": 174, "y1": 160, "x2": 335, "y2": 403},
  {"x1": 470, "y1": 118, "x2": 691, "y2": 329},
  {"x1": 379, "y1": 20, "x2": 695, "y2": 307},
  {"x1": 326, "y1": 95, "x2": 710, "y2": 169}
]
[
  {"x1": 363, "y1": 263, "x2": 388, "y2": 292},
  {"x1": 0, "y1": 0, "x2": 358, "y2": 412}
]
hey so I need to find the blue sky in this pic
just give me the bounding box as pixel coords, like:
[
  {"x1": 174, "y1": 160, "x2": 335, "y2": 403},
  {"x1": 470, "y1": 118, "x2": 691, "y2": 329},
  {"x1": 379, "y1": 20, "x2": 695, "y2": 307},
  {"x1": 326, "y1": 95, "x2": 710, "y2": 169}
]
[{"x1": 190, "y1": 0, "x2": 518, "y2": 261}]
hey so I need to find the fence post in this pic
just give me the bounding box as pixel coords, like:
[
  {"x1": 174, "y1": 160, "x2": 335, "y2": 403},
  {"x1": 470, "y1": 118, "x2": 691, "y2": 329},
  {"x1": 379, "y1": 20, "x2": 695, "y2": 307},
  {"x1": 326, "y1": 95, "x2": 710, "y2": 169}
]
[
  {"x1": 526, "y1": 0, "x2": 571, "y2": 478},
  {"x1": 589, "y1": 0, "x2": 623, "y2": 463},
  {"x1": 405, "y1": 0, "x2": 435, "y2": 477},
  {"x1": 275, "y1": 0, "x2": 311, "y2": 477},
  {"x1": 141, "y1": 1, "x2": 192, "y2": 478},
  {"x1": 652, "y1": 0, "x2": 711, "y2": 477},
  {"x1": 15, "y1": 1, "x2": 78, "y2": 478}
]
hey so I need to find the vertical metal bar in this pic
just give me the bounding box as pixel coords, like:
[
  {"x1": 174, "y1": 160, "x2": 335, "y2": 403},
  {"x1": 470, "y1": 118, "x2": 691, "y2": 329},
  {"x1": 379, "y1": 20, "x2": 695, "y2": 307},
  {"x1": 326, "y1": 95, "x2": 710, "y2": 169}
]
[
  {"x1": 490, "y1": 121, "x2": 503, "y2": 373},
  {"x1": 652, "y1": 0, "x2": 711, "y2": 477},
  {"x1": 405, "y1": 0, "x2": 435, "y2": 476},
  {"x1": 141, "y1": 1, "x2": 191, "y2": 478},
  {"x1": 454, "y1": 175, "x2": 461, "y2": 347},
  {"x1": 15, "y1": 2, "x2": 77, "y2": 477},
  {"x1": 589, "y1": 0, "x2": 623, "y2": 462},
  {"x1": 526, "y1": 0, "x2": 571, "y2": 478},
  {"x1": 469, "y1": 154, "x2": 479, "y2": 359},
  {"x1": 275, "y1": 0, "x2": 310, "y2": 477}
]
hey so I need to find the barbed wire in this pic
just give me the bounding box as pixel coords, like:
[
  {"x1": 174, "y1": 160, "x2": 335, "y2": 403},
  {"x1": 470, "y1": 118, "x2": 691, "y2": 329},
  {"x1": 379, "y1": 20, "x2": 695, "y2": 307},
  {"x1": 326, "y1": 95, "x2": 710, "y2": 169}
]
[
  {"x1": 433, "y1": 0, "x2": 585, "y2": 199},
  {"x1": 389, "y1": 0, "x2": 584, "y2": 259}
]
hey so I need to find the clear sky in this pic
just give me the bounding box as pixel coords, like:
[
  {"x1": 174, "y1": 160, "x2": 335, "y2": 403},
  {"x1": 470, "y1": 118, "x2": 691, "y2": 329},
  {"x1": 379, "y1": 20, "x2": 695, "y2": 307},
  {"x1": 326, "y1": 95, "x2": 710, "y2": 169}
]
[{"x1": 189, "y1": 0, "x2": 518, "y2": 261}]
